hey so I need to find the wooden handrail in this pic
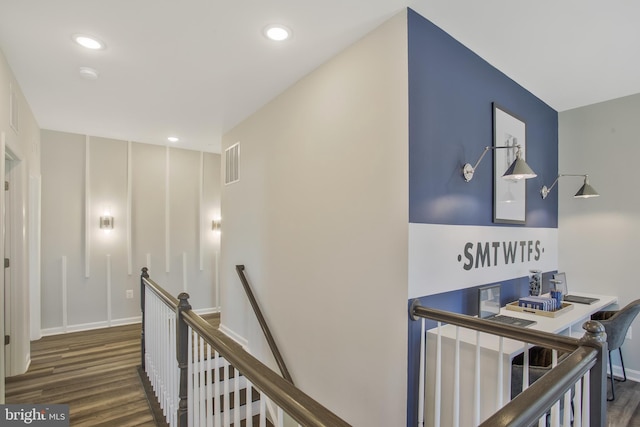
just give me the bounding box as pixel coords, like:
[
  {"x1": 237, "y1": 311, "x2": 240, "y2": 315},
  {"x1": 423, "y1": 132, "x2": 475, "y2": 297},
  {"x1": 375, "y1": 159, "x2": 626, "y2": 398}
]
[
  {"x1": 141, "y1": 268, "x2": 351, "y2": 427},
  {"x1": 481, "y1": 346, "x2": 597, "y2": 426},
  {"x1": 235, "y1": 264, "x2": 294, "y2": 384},
  {"x1": 410, "y1": 299, "x2": 608, "y2": 426},
  {"x1": 410, "y1": 300, "x2": 580, "y2": 353},
  {"x1": 182, "y1": 308, "x2": 351, "y2": 427}
]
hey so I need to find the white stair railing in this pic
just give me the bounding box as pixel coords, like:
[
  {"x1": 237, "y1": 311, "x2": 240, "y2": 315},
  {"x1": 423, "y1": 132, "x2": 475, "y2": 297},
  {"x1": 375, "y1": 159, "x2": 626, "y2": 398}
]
[
  {"x1": 410, "y1": 300, "x2": 608, "y2": 427},
  {"x1": 144, "y1": 282, "x2": 179, "y2": 426},
  {"x1": 141, "y1": 268, "x2": 351, "y2": 427}
]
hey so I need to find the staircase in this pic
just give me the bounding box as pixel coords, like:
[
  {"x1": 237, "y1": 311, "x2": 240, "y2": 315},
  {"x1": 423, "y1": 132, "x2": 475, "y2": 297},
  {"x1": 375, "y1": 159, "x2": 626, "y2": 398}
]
[{"x1": 141, "y1": 269, "x2": 351, "y2": 427}]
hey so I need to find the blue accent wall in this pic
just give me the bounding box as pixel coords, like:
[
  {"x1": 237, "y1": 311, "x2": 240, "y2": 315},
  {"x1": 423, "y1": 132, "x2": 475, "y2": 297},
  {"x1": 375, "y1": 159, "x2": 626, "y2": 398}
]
[
  {"x1": 408, "y1": 9, "x2": 558, "y2": 228},
  {"x1": 405, "y1": 8, "x2": 559, "y2": 426}
]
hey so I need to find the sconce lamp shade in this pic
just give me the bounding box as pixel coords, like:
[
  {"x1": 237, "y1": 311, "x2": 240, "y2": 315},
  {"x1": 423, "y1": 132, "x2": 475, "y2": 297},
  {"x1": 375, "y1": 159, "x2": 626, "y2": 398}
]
[
  {"x1": 463, "y1": 144, "x2": 536, "y2": 182},
  {"x1": 212, "y1": 219, "x2": 221, "y2": 232},
  {"x1": 100, "y1": 216, "x2": 114, "y2": 230},
  {"x1": 574, "y1": 177, "x2": 599, "y2": 198},
  {"x1": 502, "y1": 152, "x2": 537, "y2": 180},
  {"x1": 540, "y1": 174, "x2": 599, "y2": 199}
]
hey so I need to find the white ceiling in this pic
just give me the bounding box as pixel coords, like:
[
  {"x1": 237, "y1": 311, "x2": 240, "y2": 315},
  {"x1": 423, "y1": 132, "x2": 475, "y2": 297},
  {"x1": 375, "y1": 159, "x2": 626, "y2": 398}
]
[{"x1": 1, "y1": 1, "x2": 639, "y2": 153}]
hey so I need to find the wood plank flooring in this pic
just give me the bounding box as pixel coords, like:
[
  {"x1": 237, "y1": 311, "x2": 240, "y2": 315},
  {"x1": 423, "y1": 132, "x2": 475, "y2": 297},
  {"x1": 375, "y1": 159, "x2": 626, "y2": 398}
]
[
  {"x1": 5, "y1": 314, "x2": 640, "y2": 426},
  {"x1": 5, "y1": 314, "x2": 219, "y2": 427},
  {"x1": 608, "y1": 379, "x2": 640, "y2": 427}
]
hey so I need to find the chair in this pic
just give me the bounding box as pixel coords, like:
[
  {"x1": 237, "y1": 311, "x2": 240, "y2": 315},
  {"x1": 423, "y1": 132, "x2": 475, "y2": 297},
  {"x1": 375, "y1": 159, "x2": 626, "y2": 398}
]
[
  {"x1": 511, "y1": 346, "x2": 566, "y2": 399},
  {"x1": 591, "y1": 299, "x2": 640, "y2": 401},
  {"x1": 511, "y1": 346, "x2": 572, "y2": 425}
]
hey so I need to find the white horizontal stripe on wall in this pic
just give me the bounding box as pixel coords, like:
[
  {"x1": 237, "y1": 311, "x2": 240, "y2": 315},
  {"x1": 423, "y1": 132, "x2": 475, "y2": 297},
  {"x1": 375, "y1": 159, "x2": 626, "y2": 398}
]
[{"x1": 408, "y1": 223, "x2": 559, "y2": 298}]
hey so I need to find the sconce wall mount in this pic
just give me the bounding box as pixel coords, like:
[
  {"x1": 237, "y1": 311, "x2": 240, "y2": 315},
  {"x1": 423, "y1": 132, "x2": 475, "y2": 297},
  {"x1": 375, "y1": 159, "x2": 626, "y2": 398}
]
[
  {"x1": 540, "y1": 174, "x2": 599, "y2": 199},
  {"x1": 100, "y1": 215, "x2": 114, "y2": 230}
]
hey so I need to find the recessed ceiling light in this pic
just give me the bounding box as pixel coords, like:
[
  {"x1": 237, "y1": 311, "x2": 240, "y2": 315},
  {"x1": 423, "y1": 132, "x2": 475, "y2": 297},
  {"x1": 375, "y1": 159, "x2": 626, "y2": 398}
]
[
  {"x1": 263, "y1": 24, "x2": 291, "y2": 41},
  {"x1": 167, "y1": 136, "x2": 179, "y2": 143},
  {"x1": 73, "y1": 34, "x2": 105, "y2": 50},
  {"x1": 79, "y1": 66, "x2": 99, "y2": 80}
]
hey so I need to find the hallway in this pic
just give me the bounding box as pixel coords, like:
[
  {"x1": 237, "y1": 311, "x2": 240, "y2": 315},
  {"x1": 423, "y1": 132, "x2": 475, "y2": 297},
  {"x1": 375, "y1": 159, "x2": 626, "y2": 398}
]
[
  {"x1": 5, "y1": 323, "x2": 156, "y2": 426},
  {"x1": 5, "y1": 317, "x2": 639, "y2": 426}
]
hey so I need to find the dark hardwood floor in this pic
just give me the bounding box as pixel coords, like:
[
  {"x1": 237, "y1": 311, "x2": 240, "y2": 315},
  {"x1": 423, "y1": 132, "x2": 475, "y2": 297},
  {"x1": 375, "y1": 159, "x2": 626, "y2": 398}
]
[
  {"x1": 5, "y1": 313, "x2": 220, "y2": 427},
  {"x1": 5, "y1": 314, "x2": 639, "y2": 426},
  {"x1": 608, "y1": 379, "x2": 640, "y2": 427}
]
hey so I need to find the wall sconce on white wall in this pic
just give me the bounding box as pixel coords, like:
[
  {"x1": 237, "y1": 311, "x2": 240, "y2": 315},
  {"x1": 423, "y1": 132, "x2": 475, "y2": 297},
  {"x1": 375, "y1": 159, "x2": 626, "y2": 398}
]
[
  {"x1": 212, "y1": 219, "x2": 221, "y2": 232},
  {"x1": 100, "y1": 215, "x2": 114, "y2": 231},
  {"x1": 540, "y1": 174, "x2": 599, "y2": 199},
  {"x1": 463, "y1": 144, "x2": 537, "y2": 182}
]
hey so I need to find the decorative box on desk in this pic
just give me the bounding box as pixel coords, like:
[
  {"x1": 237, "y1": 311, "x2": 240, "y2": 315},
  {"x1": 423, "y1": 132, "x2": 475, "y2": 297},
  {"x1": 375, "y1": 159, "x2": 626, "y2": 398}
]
[{"x1": 506, "y1": 301, "x2": 574, "y2": 318}]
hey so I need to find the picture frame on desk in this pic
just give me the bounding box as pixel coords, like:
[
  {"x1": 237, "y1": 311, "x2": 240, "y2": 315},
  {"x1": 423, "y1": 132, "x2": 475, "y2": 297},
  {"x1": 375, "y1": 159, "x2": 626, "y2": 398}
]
[{"x1": 493, "y1": 103, "x2": 527, "y2": 224}]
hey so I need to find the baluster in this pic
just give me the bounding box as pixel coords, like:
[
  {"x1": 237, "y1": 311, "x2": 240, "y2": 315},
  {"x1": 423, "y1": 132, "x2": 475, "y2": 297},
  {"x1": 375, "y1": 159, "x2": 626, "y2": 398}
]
[
  {"x1": 172, "y1": 312, "x2": 178, "y2": 425},
  {"x1": 234, "y1": 365, "x2": 241, "y2": 426},
  {"x1": 224, "y1": 358, "x2": 231, "y2": 427},
  {"x1": 522, "y1": 342, "x2": 530, "y2": 391},
  {"x1": 214, "y1": 351, "x2": 221, "y2": 427},
  {"x1": 164, "y1": 305, "x2": 169, "y2": 423},
  {"x1": 200, "y1": 336, "x2": 206, "y2": 425},
  {"x1": 573, "y1": 376, "x2": 582, "y2": 426},
  {"x1": 277, "y1": 407, "x2": 284, "y2": 427},
  {"x1": 417, "y1": 318, "x2": 425, "y2": 427},
  {"x1": 434, "y1": 322, "x2": 442, "y2": 427},
  {"x1": 246, "y1": 379, "x2": 253, "y2": 427},
  {"x1": 562, "y1": 389, "x2": 571, "y2": 427},
  {"x1": 259, "y1": 393, "x2": 266, "y2": 427},
  {"x1": 582, "y1": 371, "x2": 591, "y2": 427},
  {"x1": 453, "y1": 326, "x2": 460, "y2": 427},
  {"x1": 550, "y1": 350, "x2": 560, "y2": 427},
  {"x1": 161, "y1": 300, "x2": 167, "y2": 415},
  {"x1": 497, "y1": 337, "x2": 504, "y2": 406},
  {"x1": 192, "y1": 330, "x2": 199, "y2": 426},
  {"x1": 473, "y1": 330, "x2": 480, "y2": 426},
  {"x1": 206, "y1": 343, "x2": 212, "y2": 427}
]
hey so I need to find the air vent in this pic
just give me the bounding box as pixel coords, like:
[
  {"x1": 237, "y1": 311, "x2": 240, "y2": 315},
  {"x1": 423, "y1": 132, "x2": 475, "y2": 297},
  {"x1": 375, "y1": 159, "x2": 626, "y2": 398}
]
[{"x1": 225, "y1": 142, "x2": 240, "y2": 185}]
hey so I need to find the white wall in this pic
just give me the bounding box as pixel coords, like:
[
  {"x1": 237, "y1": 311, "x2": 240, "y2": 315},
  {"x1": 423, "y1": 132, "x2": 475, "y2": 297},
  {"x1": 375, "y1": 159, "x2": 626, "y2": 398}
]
[
  {"x1": 40, "y1": 130, "x2": 221, "y2": 333},
  {"x1": 221, "y1": 11, "x2": 408, "y2": 426},
  {"x1": 559, "y1": 92, "x2": 640, "y2": 377},
  {"x1": 0, "y1": 47, "x2": 41, "y2": 399}
]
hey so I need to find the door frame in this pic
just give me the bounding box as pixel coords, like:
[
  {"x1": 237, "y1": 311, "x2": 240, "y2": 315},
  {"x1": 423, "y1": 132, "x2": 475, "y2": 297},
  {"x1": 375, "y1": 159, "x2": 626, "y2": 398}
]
[{"x1": 3, "y1": 132, "x2": 30, "y2": 378}]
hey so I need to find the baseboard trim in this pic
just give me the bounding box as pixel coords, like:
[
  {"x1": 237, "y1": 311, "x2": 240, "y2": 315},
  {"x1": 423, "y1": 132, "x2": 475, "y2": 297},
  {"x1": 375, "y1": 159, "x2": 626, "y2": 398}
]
[
  {"x1": 611, "y1": 363, "x2": 640, "y2": 383},
  {"x1": 219, "y1": 323, "x2": 249, "y2": 350},
  {"x1": 41, "y1": 316, "x2": 142, "y2": 336},
  {"x1": 137, "y1": 366, "x2": 169, "y2": 427},
  {"x1": 40, "y1": 310, "x2": 220, "y2": 337},
  {"x1": 193, "y1": 307, "x2": 220, "y2": 316}
]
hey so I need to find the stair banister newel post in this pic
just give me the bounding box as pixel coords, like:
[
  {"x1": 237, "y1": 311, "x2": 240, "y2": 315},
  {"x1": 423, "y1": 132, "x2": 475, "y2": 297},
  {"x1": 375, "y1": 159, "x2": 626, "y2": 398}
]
[
  {"x1": 177, "y1": 292, "x2": 192, "y2": 427},
  {"x1": 140, "y1": 267, "x2": 149, "y2": 370},
  {"x1": 580, "y1": 320, "x2": 608, "y2": 427}
]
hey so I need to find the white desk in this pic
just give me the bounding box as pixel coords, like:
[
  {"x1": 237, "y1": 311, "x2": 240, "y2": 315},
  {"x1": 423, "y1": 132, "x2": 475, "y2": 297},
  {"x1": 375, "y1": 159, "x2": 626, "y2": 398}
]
[{"x1": 424, "y1": 292, "x2": 617, "y2": 427}]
